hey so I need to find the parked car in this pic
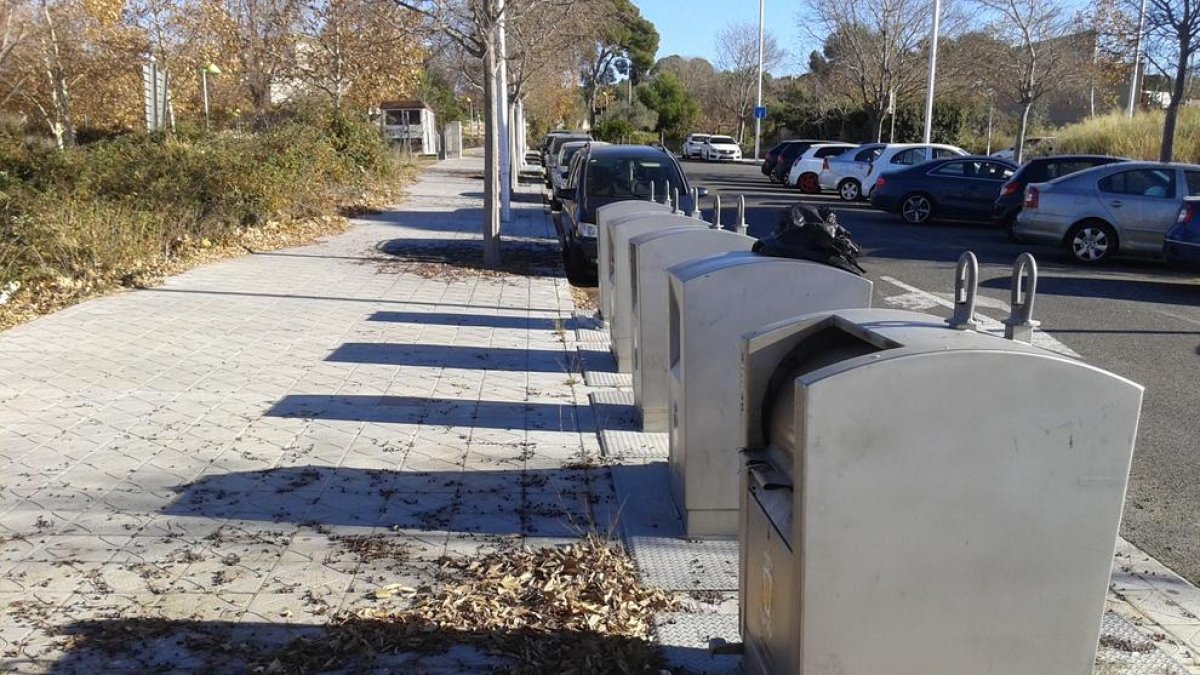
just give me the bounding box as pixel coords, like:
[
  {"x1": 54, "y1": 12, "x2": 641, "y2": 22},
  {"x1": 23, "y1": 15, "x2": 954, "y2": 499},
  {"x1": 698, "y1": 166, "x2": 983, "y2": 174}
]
[
  {"x1": 700, "y1": 135, "x2": 742, "y2": 161},
  {"x1": 539, "y1": 130, "x2": 578, "y2": 166},
  {"x1": 771, "y1": 140, "x2": 830, "y2": 183},
  {"x1": 682, "y1": 133, "x2": 712, "y2": 160},
  {"x1": 993, "y1": 136, "x2": 1057, "y2": 161},
  {"x1": 761, "y1": 139, "x2": 821, "y2": 180},
  {"x1": 870, "y1": 156, "x2": 1017, "y2": 224},
  {"x1": 543, "y1": 132, "x2": 590, "y2": 185},
  {"x1": 1164, "y1": 198, "x2": 1200, "y2": 268},
  {"x1": 553, "y1": 144, "x2": 701, "y2": 283},
  {"x1": 1014, "y1": 161, "x2": 1200, "y2": 264},
  {"x1": 993, "y1": 155, "x2": 1127, "y2": 235},
  {"x1": 785, "y1": 143, "x2": 858, "y2": 191},
  {"x1": 550, "y1": 140, "x2": 607, "y2": 209},
  {"x1": 821, "y1": 143, "x2": 968, "y2": 201}
]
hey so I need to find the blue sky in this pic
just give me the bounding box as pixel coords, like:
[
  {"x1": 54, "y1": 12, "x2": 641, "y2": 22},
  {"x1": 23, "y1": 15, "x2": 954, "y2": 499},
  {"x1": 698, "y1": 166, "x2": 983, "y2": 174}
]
[{"x1": 633, "y1": 0, "x2": 807, "y2": 75}]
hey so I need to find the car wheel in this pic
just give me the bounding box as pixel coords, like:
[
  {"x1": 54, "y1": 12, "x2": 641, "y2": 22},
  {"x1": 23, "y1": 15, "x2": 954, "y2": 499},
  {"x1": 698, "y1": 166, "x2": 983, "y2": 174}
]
[
  {"x1": 564, "y1": 242, "x2": 594, "y2": 286},
  {"x1": 798, "y1": 173, "x2": 820, "y2": 193},
  {"x1": 838, "y1": 179, "x2": 861, "y2": 202},
  {"x1": 1067, "y1": 221, "x2": 1118, "y2": 264},
  {"x1": 900, "y1": 194, "x2": 934, "y2": 224}
]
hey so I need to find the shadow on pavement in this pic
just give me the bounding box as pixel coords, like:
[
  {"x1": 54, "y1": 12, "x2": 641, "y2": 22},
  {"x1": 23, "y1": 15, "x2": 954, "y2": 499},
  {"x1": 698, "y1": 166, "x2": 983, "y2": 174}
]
[
  {"x1": 145, "y1": 287, "x2": 565, "y2": 313},
  {"x1": 325, "y1": 343, "x2": 576, "y2": 373},
  {"x1": 161, "y1": 465, "x2": 611, "y2": 536},
  {"x1": 981, "y1": 273, "x2": 1198, "y2": 306},
  {"x1": 45, "y1": 617, "x2": 674, "y2": 674},
  {"x1": 368, "y1": 311, "x2": 562, "y2": 330},
  {"x1": 374, "y1": 239, "x2": 563, "y2": 278},
  {"x1": 266, "y1": 395, "x2": 595, "y2": 432}
]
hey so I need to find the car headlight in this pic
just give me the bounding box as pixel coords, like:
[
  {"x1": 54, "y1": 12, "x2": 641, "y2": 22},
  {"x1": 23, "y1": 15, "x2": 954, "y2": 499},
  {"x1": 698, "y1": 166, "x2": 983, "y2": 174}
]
[{"x1": 579, "y1": 223, "x2": 598, "y2": 238}]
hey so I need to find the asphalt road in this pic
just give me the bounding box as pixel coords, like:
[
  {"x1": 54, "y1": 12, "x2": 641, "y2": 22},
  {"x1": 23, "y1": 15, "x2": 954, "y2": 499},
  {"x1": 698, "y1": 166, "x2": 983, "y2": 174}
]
[{"x1": 681, "y1": 158, "x2": 1200, "y2": 583}]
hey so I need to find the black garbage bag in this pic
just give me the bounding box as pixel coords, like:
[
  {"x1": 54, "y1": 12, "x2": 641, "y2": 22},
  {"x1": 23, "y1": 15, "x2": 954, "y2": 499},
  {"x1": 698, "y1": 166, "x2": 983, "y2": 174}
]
[{"x1": 752, "y1": 204, "x2": 866, "y2": 276}]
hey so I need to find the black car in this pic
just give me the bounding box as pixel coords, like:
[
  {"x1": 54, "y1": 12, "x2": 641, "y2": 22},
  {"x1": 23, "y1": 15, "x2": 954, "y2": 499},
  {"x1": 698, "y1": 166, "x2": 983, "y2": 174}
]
[
  {"x1": 992, "y1": 155, "x2": 1126, "y2": 235},
  {"x1": 870, "y1": 156, "x2": 1018, "y2": 224},
  {"x1": 762, "y1": 139, "x2": 821, "y2": 181},
  {"x1": 553, "y1": 144, "x2": 698, "y2": 284},
  {"x1": 542, "y1": 132, "x2": 590, "y2": 185}
]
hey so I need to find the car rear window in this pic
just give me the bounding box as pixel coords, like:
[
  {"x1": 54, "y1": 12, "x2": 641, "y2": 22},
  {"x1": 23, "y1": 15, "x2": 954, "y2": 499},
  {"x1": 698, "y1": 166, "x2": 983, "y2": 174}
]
[
  {"x1": 709, "y1": 136, "x2": 736, "y2": 145},
  {"x1": 1098, "y1": 169, "x2": 1177, "y2": 198},
  {"x1": 586, "y1": 157, "x2": 684, "y2": 199}
]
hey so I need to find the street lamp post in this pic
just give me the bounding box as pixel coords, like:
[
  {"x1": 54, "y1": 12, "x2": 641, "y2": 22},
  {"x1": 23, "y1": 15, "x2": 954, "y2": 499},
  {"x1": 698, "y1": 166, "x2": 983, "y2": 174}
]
[
  {"x1": 200, "y1": 63, "x2": 221, "y2": 131},
  {"x1": 753, "y1": 0, "x2": 765, "y2": 160},
  {"x1": 922, "y1": 0, "x2": 942, "y2": 143}
]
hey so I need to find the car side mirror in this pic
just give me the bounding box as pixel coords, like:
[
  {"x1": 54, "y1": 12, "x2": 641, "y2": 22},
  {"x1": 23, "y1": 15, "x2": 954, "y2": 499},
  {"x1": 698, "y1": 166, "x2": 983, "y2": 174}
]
[
  {"x1": 555, "y1": 188, "x2": 573, "y2": 202},
  {"x1": 696, "y1": 187, "x2": 709, "y2": 198}
]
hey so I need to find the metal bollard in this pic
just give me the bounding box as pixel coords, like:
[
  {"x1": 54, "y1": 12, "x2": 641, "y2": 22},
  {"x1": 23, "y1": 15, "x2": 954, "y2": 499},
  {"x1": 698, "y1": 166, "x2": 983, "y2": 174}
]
[
  {"x1": 689, "y1": 187, "x2": 702, "y2": 219},
  {"x1": 1004, "y1": 252, "x2": 1041, "y2": 343},
  {"x1": 671, "y1": 187, "x2": 680, "y2": 213},
  {"x1": 711, "y1": 194, "x2": 722, "y2": 229},
  {"x1": 649, "y1": 181, "x2": 656, "y2": 203},
  {"x1": 947, "y1": 251, "x2": 980, "y2": 331},
  {"x1": 736, "y1": 195, "x2": 748, "y2": 235}
]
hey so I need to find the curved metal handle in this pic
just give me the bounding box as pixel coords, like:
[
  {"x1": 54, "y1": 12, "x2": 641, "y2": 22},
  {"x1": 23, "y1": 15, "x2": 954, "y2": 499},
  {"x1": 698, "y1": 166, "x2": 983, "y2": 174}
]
[
  {"x1": 649, "y1": 180, "x2": 656, "y2": 203},
  {"x1": 1004, "y1": 252, "x2": 1041, "y2": 343},
  {"x1": 690, "y1": 187, "x2": 702, "y2": 219},
  {"x1": 947, "y1": 251, "x2": 980, "y2": 331},
  {"x1": 711, "y1": 194, "x2": 722, "y2": 229},
  {"x1": 671, "y1": 187, "x2": 680, "y2": 213},
  {"x1": 736, "y1": 195, "x2": 747, "y2": 235}
]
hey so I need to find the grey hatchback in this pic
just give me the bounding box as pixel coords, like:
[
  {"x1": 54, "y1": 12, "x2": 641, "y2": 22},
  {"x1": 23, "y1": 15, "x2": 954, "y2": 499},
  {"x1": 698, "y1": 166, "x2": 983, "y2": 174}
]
[{"x1": 1013, "y1": 161, "x2": 1200, "y2": 264}]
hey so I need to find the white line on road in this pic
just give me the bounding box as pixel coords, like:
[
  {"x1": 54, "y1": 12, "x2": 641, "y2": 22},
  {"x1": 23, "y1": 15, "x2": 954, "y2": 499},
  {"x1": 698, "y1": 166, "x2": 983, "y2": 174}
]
[{"x1": 881, "y1": 275, "x2": 1081, "y2": 359}]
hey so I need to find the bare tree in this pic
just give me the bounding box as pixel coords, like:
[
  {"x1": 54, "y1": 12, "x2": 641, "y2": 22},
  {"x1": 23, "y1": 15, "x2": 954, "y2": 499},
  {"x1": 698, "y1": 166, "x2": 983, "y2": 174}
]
[
  {"x1": 975, "y1": 0, "x2": 1088, "y2": 162},
  {"x1": 1138, "y1": 0, "x2": 1200, "y2": 160},
  {"x1": 715, "y1": 22, "x2": 785, "y2": 143},
  {"x1": 799, "y1": 0, "x2": 946, "y2": 142}
]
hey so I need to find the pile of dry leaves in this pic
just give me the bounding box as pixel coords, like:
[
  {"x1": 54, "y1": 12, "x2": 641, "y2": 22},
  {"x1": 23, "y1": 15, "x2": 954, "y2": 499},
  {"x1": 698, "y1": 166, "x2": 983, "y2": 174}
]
[{"x1": 263, "y1": 535, "x2": 677, "y2": 674}]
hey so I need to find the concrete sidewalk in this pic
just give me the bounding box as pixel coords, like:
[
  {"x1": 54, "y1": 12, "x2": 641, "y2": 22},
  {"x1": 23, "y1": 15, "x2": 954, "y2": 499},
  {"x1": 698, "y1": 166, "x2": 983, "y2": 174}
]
[
  {"x1": 3, "y1": 154, "x2": 1198, "y2": 673},
  {"x1": 0, "y1": 158, "x2": 614, "y2": 672}
]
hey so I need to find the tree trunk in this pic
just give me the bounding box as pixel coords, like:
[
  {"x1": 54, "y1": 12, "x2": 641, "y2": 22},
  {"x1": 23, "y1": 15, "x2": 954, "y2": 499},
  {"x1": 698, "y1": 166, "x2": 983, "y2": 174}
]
[
  {"x1": 1161, "y1": 43, "x2": 1190, "y2": 162},
  {"x1": 482, "y1": 35, "x2": 502, "y2": 267},
  {"x1": 1015, "y1": 101, "x2": 1032, "y2": 165},
  {"x1": 873, "y1": 108, "x2": 885, "y2": 143}
]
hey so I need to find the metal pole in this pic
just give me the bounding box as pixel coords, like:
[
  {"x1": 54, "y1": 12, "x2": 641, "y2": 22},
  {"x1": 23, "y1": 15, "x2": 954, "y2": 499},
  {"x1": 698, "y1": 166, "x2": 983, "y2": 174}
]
[
  {"x1": 753, "y1": 0, "x2": 765, "y2": 160},
  {"x1": 497, "y1": 0, "x2": 512, "y2": 223},
  {"x1": 1127, "y1": 0, "x2": 1148, "y2": 117},
  {"x1": 922, "y1": 0, "x2": 941, "y2": 143},
  {"x1": 201, "y1": 70, "x2": 210, "y2": 131},
  {"x1": 712, "y1": 194, "x2": 722, "y2": 229},
  {"x1": 986, "y1": 97, "x2": 994, "y2": 154}
]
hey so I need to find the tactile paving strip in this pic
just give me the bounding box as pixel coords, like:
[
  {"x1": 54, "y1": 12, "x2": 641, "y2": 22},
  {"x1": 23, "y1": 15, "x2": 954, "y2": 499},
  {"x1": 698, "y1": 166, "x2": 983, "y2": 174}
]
[
  {"x1": 584, "y1": 371, "x2": 632, "y2": 388},
  {"x1": 576, "y1": 328, "x2": 609, "y2": 344},
  {"x1": 655, "y1": 613, "x2": 741, "y2": 675},
  {"x1": 600, "y1": 429, "x2": 667, "y2": 459},
  {"x1": 628, "y1": 536, "x2": 739, "y2": 592},
  {"x1": 588, "y1": 390, "x2": 639, "y2": 431},
  {"x1": 1096, "y1": 612, "x2": 1191, "y2": 674}
]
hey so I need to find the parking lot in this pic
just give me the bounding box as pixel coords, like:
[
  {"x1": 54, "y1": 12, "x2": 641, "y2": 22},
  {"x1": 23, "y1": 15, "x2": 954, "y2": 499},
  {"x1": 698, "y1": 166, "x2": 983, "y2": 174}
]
[{"x1": 680, "y1": 158, "x2": 1200, "y2": 583}]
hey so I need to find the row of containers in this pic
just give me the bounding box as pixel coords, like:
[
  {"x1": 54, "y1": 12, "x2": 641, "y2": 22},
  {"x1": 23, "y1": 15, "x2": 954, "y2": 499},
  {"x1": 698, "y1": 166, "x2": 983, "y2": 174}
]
[{"x1": 594, "y1": 197, "x2": 1145, "y2": 674}]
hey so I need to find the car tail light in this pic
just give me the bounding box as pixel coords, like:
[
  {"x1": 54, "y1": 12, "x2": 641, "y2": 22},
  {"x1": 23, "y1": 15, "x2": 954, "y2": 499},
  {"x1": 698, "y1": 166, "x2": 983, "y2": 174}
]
[
  {"x1": 1001, "y1": 181, "x2": 1020, "y2": 197},
  {"x1": 1024, "y1": 187, "x2": 1039, "y2": 210},
  {"x1": 875, "y1": 177, "x2": 887, "y2": 190}
]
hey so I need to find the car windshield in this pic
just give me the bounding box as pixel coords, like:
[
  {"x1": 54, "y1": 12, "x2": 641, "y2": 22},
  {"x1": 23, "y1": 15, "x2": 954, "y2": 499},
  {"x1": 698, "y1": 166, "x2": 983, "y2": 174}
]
[
  {"x1": 586, "y1": 156, "x2": 684, "y2": 199},
  {"x1": 709, "y1": 136, "x2": 736, "y2": 145},
  {"x1": 560, "y1": 144, "x2": 586, "y2": 165},
  {"x1": 692, "y1": 135, "x2": 710, "y2": 142}
]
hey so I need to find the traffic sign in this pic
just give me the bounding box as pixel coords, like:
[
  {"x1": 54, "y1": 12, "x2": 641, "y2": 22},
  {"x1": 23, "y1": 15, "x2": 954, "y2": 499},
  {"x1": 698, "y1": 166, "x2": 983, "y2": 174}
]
[{"x1": 754, "y1": 106, "x2": 767, "y2": 120}]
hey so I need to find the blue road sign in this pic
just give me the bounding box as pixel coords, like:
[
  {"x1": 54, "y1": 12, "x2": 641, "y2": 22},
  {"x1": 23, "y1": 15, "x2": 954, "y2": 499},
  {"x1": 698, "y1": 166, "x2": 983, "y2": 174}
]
[{"x1": 754, "y1": 106, "x2": 767, "y2": 120}]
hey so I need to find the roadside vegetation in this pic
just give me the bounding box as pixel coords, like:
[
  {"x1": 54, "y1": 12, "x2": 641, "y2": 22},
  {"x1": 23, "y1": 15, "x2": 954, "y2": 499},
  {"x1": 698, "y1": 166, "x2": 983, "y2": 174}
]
[
  {"x1": 0, "y1": 108, "x2": 411, "y2": 330},
  {"x1": 1056, "y1": 109, "x2": 1200, "y2": 161}
]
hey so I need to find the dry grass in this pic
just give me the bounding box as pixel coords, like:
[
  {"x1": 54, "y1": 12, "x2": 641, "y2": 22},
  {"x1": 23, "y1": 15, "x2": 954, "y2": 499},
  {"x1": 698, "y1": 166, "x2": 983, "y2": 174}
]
[{"x1": 1056, "y1": 108, "x2": 1200, "y2": 161}]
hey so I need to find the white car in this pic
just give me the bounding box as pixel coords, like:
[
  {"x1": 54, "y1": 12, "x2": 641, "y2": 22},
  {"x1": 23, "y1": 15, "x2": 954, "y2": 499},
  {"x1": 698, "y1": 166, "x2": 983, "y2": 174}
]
[
  {"x1": 682, "y1": 133, "x2": 712, "y2": 160},
  {"x1": 820, "y1": 143, "x2": 968, "y2": 201},
  {"x1": 785, "y1": 143, "x2": 858, "y2": 192},
  {"x1": 701, "y1": 135, "x2": 742, "y2": 161}
]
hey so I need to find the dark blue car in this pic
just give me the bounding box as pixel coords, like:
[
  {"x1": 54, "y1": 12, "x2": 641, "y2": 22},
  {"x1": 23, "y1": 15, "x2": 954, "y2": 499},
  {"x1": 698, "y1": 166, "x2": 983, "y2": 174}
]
[
  {"x1": 870, "y1": 156, "x2": 1018, "y2": 224},
  {"x1": 1164, "y1": 197, "x2": 1200, "y2": 268}
]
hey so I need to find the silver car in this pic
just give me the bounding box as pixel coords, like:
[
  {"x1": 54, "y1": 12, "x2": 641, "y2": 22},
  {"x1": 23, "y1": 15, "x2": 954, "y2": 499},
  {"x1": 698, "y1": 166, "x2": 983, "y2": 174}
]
[{"x1": 1014, "y1": 161, "x2": 1200, "y2": 264}]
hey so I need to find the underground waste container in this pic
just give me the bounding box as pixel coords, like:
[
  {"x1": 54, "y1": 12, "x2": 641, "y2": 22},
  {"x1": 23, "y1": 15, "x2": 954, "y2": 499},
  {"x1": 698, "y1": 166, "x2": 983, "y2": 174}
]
[
  {"x1": 737, "y1": 306, "x2": 1143, "y2": 675},
  {"x1": 666, "y1": 252, "x2": 873, "y2": 536},
  {"x1": 629, "y1": 227, "x2": 754, "y2": 431},
  {"x1": 595, "y1": 200, "x2": 672, "y2": 322}
]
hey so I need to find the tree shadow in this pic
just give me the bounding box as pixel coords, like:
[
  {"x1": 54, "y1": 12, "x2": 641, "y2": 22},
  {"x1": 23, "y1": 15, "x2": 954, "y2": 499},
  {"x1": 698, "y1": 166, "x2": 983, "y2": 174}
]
[
  {"x1": 373, "y1": 238, "x2": 563, "y2": 278},
  {"x1": 161, "y1": 465, "x2": 615, "y2": 537},
  {"x1": 980, "y1": 272, "x2": 1199, "y2": 306},
  {"x1": 368, "y1": 311, "x2": 564, "y2": 330},
  {"x1": 265, "y1": 394, "x2": 597, "y2": 431},
  {"x1": 325, "y1": 343, "x2": 578, "y2": 373},
  {"x1": 45, "y1": 617, "x2": 676, "y2": 674}
]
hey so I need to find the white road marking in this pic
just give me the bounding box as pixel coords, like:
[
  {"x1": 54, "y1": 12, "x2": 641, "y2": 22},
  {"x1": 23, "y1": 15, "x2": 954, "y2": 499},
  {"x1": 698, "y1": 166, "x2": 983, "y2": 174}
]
[{"x1": 881, "y1": 275, "x2": 1081, "y2": 359}]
